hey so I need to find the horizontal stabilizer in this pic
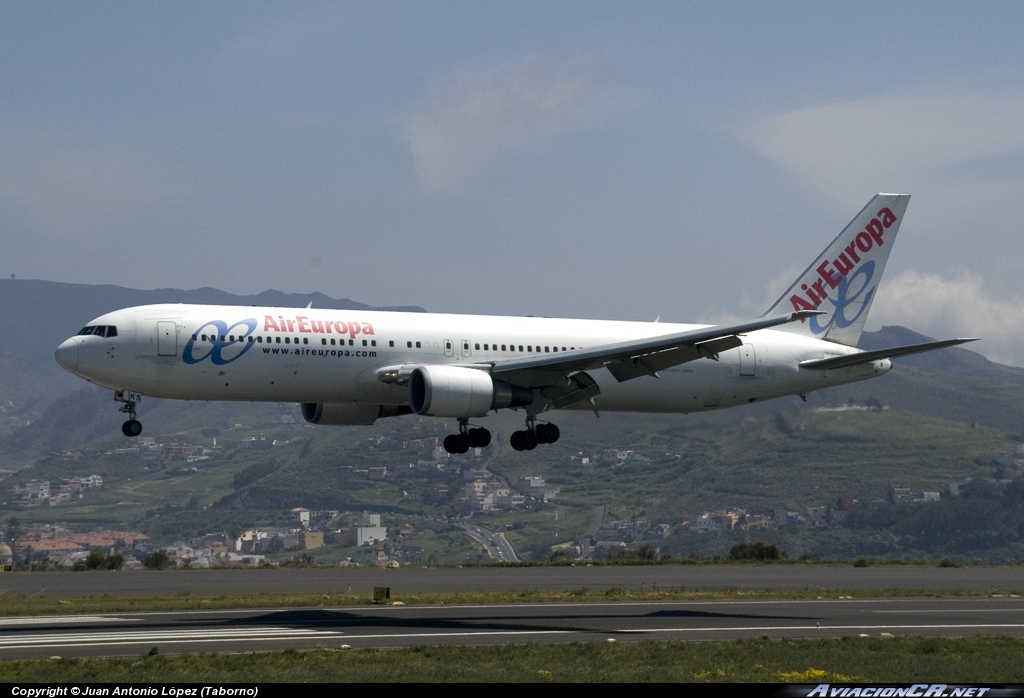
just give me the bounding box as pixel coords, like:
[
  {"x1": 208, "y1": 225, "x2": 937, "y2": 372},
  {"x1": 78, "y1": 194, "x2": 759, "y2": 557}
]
[{"x1": 799, "y1": 338, "x2": 979, "y2": 370}]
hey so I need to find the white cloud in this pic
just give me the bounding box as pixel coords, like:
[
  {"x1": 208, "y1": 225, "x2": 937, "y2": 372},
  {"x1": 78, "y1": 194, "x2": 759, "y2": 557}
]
[
  {"x1": 733, "y1": 86, "x2": 1024, "y2": 208},
  {"x1": 405, "y1": 50, "x2": 610, "y2": 188},
  {"x1": 871, "y1": 270, "x2": 1024, "y2": 367}
]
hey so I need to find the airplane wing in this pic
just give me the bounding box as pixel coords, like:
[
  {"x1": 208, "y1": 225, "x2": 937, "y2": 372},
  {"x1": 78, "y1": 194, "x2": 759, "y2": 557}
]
[
  {"x1": 479, "y1": 310, "x2": 823, "y2": 387},
  {"x1": 798, "y1": 338, "x2": 979, "y2": 370}
]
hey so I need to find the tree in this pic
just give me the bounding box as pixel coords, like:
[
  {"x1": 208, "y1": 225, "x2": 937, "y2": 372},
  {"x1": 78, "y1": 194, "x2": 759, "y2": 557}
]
[
  {"x1": 143, "y1": 550, "x2": 170, "y2": 570},
  {"x1": 730, "y1": 541, "x2": 786, "y2": 561}
]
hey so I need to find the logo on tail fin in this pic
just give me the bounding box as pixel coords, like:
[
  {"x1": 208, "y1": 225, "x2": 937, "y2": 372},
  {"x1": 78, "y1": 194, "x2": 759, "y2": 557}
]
[{"x1": 764, "y1": 194, "x2": 910, "y2": 347}]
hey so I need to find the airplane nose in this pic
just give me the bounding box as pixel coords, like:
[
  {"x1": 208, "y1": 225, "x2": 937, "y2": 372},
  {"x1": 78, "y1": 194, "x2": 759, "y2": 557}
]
[{"x1": 55, "y1": 338, "x2": 80, "y2": 373}]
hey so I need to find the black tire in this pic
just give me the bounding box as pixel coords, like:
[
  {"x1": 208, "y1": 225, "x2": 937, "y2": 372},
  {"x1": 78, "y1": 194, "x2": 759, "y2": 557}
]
[
  {"x1": 467, "y1": 427, "x2": 491, "y2": 448},
  {"x1": 453, "y1": 434, "x2": 470, "y2": 454},
  {"x1": 537, "y1": 423, "x2": 560, "y2": 444},
  {"x1": 522, "y1": 430, "x2": 538, "y2": 450},
  {"x1": 443, "y1": 434, "x2": 460, "y2": 453},
  {"x1": 510, "y1": 430, "x2": 526, "y2": 451},
  {"x1": 122, "y1": 419, "x2": 142, "y2": 437}
]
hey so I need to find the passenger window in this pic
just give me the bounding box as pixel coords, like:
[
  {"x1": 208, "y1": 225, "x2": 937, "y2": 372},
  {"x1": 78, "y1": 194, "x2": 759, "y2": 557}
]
[
  {"x1": 475, "y1": 343, "x2": 480, "y2": 350},
  {"x1": 389, "y1": 340, "x2": 394, "y2": 347},
  {"x1": 219, "y1": 335, "x2": 225, "y2": 342},
  {"x1": 349, "y1": 339, "x2": 354, "y2": 346},
  {"x1": 303, "y1": 338, "x2": 308, "y2": 345},
  {"x1": 258, "y1": 337, "x2": 263, "y2": 343},
  {"x1": 275, "y1": 337, "x2": 281, "y2": 344},
  {"x1": 248, "y1": 336, "x2": 254, "y2": 343},
  {"x1": 285, "y1": 337, "x2": 290, "y2": 344},
  {"x1": 501, "y1": 344, "x2": 506, "y2": 351},
  {"x1": 362, "y1": 339, "x2": 367, "y2": 346},
  {"x1": 372, "y1": 340, "x2": 377, "y2": 346},
  {"x1": 321, "y1": 338, "x2": 326, "y2": 345},
  {"x1": 416, "y1": 341, "x2": 421, "y2": 348},
  {"x1": 407, "y1": 341, "x2": 412, "y2": 348},
  {"x1": 518, "y1": 345, "x2": 523, "y2": 352},
  {"x1": 528, "y1": 345, "x2": 532, "y2": 352},
  {"x1": 545, "y1": 346, "x2": 549, "y2": 352}
]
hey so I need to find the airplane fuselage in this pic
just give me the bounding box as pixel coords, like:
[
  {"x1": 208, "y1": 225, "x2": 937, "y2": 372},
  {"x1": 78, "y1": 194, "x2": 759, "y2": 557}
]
[{"x1": 56, "y1": 303, "x2": 888, "y2": 415}]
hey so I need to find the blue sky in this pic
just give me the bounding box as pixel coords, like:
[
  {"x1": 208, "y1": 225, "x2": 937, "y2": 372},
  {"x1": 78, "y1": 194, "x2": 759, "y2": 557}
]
[{"x1": 3, "y1": 2, "x2": 1024, "y2": 364}]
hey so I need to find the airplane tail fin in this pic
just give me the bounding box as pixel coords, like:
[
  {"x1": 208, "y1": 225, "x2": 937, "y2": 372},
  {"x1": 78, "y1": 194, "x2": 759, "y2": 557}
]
[{"x1": 762, "y1": 193, "x2": 910, "y2": 347}]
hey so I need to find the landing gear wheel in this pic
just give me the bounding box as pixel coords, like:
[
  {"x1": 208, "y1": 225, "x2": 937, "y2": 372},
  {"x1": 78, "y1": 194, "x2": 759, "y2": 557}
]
[
  {"x1": 535, "y1": 423, "x2": 560, "y2": 444},
  {"x1": 122, "y1": 419, "x2": 142, "y2": 437},
  {"x1": 443, "y1": 433, "x2": 470, "y2": 454},
  {"x1": 510, "y1": 430, "x2": 526, "y2": 451},
  {"x1": 467, "y1": 427, "x2": 491, "y2": 448}
]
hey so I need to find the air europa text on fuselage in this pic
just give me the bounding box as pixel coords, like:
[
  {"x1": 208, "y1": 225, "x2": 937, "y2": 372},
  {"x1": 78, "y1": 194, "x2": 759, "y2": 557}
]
[
  {"x1": 263, "y1": 315, "x2": 375, "y2": 340},
  {"x1": 789, "y1": 207, "x2": 898, "y2": 314}
]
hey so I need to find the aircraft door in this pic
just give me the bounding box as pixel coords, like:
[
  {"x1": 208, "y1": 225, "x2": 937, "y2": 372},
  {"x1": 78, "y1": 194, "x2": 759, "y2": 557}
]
[
  {"x1": 157, "y1": 321, "x2": 177, "y2": 357},
  {"x1": 444, "y1": 339, "x2": 454, "y2": 357},
  {"x1": 461, "y1": 339, "x2": 472, "y2": 358}
]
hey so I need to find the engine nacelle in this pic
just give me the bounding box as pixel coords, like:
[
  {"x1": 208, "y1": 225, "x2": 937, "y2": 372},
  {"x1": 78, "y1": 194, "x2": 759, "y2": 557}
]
[
  {"x1": 408, "y1": 365, "x2": 532, "y2": 418},
  {"x1": 300, "y1": 402, "x2": 407, "y2": 426}
]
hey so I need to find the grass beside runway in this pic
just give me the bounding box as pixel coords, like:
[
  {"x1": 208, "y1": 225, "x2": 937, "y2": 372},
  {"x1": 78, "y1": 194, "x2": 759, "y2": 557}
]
[{"x1": 2, "y1": 637, "x2": 1024, "y2": 682}]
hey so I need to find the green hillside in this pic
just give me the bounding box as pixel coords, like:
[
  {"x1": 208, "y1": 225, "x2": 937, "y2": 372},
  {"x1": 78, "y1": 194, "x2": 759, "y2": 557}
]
[{"x1": 2, "y1": 281, "x2": 1023, "y2": 564}]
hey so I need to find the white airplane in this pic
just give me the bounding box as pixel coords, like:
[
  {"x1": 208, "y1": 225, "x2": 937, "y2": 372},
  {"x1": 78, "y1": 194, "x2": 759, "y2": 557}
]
[{"x1": 55, "y1": 194, "x2": 975, "y2": 453}]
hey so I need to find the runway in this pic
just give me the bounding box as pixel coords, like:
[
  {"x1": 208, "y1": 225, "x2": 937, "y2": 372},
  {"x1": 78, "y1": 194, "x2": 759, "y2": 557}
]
[
  {"x1": 2, "y1": 565, "x2": 1022, "y2": 598},
  {"x1": 2, "y1": 596, "x2": 1024, "y2": 659}
]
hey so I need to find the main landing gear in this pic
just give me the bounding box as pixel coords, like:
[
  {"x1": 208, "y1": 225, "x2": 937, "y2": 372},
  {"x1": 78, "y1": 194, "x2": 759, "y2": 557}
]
[
  {"x1": 443, "y1": 419, "x2": 492, "y2": 454},
  {"x1": 509, "y1": 417, "x2": 560, "y2": 452},
  {"x1": 115, "y1": 390, "x2": 143, "y2": 437}
]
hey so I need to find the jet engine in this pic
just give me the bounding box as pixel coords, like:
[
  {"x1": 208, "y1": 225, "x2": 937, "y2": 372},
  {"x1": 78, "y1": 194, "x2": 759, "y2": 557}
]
[{"x1": 408, "y1": 365, "x2": 532, "y2": 418}]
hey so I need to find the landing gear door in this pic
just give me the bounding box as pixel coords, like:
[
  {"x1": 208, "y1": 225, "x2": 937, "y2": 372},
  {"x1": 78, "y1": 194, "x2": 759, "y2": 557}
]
[{"x1": 157, "y1": 321, "x2": 177, "y2": 357}]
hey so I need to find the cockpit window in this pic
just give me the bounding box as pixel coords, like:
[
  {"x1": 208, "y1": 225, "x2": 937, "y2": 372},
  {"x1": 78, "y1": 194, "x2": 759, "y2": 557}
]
[{"x1": 76, "y1": 325, "x2": 117, "y2": 338}]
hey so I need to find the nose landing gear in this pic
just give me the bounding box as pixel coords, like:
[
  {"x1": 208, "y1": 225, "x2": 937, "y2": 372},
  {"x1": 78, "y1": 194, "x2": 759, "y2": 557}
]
[
  {"x1": 510, "y1": 416, "x2": 559, "y2": 451},
  {"x1": 115, "y1": 390, "x2": 143, "y2": 437},
  {"x1": 442, "y1": 419, "x2": 492, "y2": 454}
]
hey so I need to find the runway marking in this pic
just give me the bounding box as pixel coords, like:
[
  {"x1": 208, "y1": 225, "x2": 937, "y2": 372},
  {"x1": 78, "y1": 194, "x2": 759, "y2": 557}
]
[
  {"x1": 873, "y1": 608, "x2": 1024, "y2": 613},
  {"x1": 0, "y1": 616, "x2": 136, "y2": 626},
  {"x1": 0, "y1": 628, "x2": 571, "y2": 651},
  {"x1": 0, "y1": 627, "x2": 345, "y2": 650},
  {"x1": 620, "y1": 623, "x2": 1024, "y2": 634}
]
